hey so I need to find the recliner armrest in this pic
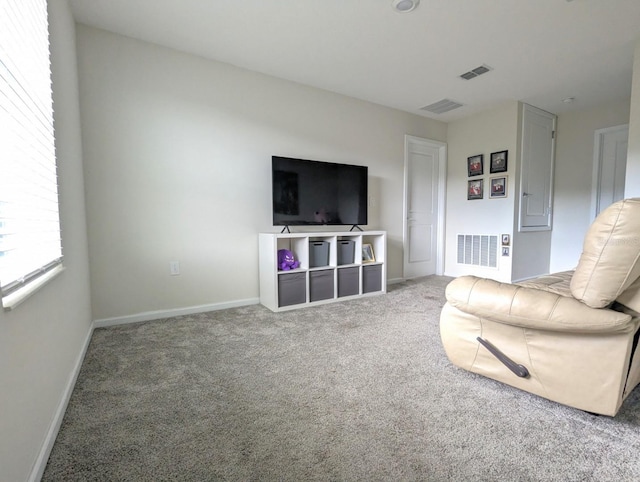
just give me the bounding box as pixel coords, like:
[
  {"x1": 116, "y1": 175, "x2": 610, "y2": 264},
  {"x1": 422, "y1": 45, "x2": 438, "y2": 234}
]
[{"x1": 446, "y1": 276, "x2": 634, "y2": 334}]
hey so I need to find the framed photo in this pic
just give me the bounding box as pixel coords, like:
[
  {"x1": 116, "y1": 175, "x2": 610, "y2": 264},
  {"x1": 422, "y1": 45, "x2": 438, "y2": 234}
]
[
  {"x1": 362, "y1": 243, "x2": 375, "y2": 263},
  {"x1": 490, "y1": 176, "x2": 507, "y2": 198},
  {"x1": 502, "y1": 247, "x2": 510, "y2": 256},
  {"x1": 490, "y1": 150, "x2": 508, "y2": 173},
  {"x1": 501, "y1": 234, "x2": 510, "y2": 246},
  {"x1": 467, "y1": 179, "x2": 483, "y2": 200},
  {"x1": 467, "y1": 154, "x2": 484, "y2": 177}
]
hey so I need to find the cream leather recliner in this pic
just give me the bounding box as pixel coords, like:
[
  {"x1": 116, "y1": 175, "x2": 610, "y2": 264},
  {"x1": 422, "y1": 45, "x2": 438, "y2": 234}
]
[{"x1": 440, "y1": 198, "x2": 640, "y2": 416}]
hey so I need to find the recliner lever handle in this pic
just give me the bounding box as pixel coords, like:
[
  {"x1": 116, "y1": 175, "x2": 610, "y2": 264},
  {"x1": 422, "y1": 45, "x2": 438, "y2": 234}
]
[{"x1": 476, "y1": 337, "x2": 530, "y2": 378}]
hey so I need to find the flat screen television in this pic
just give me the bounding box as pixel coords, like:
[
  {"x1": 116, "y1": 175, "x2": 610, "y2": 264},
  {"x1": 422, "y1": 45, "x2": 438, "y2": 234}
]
[{"x1": 272, "y1": 156, "x2": 368, "y2": 228}]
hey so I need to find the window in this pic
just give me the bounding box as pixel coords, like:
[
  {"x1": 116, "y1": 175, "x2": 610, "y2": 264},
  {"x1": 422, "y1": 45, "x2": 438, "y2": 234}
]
[{"x1": 0, "y1": 0, "x2": 63, "y2": 309}]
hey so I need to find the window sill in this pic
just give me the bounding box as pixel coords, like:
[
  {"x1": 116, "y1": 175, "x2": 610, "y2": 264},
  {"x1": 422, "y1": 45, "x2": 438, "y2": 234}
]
[{"x1": 2, "y1": 264, "x2": 66, "y2": 311}]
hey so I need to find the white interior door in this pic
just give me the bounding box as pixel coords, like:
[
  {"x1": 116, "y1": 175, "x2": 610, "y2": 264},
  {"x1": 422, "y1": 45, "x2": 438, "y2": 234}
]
[
  {"x1": 403, "y1": 136, "x2": 446, "y2": 279},
  {"x1": 591, "y1": 124, "x2": 628, "y2": 220}
]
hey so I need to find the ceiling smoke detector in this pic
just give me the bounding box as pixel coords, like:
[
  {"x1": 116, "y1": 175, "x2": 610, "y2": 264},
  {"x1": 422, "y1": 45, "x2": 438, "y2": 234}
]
[{"x1": 392, "y1": 0, "x2": 420, "y2": 13}]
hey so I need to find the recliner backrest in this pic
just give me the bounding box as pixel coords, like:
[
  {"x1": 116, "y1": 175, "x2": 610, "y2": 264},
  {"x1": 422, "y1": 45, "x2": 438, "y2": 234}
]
[{"x1": 571, "y1": 198, "x2": 640, "y2": 309}]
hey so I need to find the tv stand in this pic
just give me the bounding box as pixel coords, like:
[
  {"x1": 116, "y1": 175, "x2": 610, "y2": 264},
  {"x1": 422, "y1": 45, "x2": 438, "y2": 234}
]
[
  {"x1": 280, "y1": 225, "x2": 291, "y2": 234},
  {"x1": 349, "y1": 225, "x2": 363, "y2": 232},
  {"x1": 259, "y1": 230, "x2": 386, "y2": 312}
]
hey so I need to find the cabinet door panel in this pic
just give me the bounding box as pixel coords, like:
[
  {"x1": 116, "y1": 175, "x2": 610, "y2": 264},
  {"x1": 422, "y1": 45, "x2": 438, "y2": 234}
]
[{"x1": 520, "y1": 104, "x2": 556, "y2": 231}]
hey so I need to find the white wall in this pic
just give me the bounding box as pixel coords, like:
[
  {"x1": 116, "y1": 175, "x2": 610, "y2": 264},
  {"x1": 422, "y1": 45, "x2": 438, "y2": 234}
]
[
  {"x1": 444, "y1": 102, "x2": 518, "y2": 282},
  {"x1": 75, "y1": 25, "x2": 447, "y2": 322},
  {"x1": 0, "y1": 1, "x2": 93, "y2": 481},
  {"x1": 626, "y1": 37, "x2": 640, "y2": 198},
  {"x1": 551, "y1": 98, "x2": 630, "y2": 273}
]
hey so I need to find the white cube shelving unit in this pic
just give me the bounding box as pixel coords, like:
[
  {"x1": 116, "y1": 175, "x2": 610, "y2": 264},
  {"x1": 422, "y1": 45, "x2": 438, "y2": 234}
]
[{"x1": 259, "y1": 231, "x2": 386, "y2": 312}]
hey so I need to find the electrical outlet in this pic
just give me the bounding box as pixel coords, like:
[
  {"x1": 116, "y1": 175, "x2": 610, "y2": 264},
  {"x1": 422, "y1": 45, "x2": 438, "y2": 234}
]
[{"x1": 169, "y1": 261, "x2": 180, "y2": 276}]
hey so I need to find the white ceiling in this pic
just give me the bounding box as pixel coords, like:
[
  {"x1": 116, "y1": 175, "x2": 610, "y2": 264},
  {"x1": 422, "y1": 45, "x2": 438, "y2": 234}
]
[{"x1": 68, "y1": 0, "x2": 640, "y2": 122}]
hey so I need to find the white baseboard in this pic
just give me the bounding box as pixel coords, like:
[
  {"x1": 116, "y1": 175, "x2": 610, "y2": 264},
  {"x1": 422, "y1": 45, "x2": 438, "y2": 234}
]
[
  {"x1": 29, "y1": 322, "x2": 95, "y2": 482},
  {"x1": 94, "y1": 298, "x2": 260, "y2": 328}
]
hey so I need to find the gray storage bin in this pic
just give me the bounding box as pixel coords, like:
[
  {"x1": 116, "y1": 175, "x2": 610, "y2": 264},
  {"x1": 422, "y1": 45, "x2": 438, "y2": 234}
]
[
  {"x1": 309, "y1": 269, "x2": 334, "y2": 302},
  {"x1": 337, "y1": 240, "x2": 355, "y2": 265},
  {"x1": 362, "y1": 264, "x2": 382, "y2": 293},
  {"x1": 278, "y1": 272, "x2": 306, "y2": 307},
  {"x1": 309, "y1": 241, "x2": 329, "y2": 268},
  {"x1": 337, "y1": 266, "x2": 359, "y2": 297}
]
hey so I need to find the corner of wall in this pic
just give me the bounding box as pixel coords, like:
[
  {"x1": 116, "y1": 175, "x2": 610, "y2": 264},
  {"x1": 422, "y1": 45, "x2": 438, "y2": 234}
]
[{"x1": 625, "y1": 36, "x2": 640, "y2": 198}]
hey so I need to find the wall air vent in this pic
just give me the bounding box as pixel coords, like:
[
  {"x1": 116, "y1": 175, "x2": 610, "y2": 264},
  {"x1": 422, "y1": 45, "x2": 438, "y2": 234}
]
[
  {"x1": 457, "y1": 234, "x2": 498, "y2": 268},
  {"x1": 460, "y1": 64, "x2": 492, "y2": 80},
  {"x1": 420, "y1": 99, "x2": 464, "y2": 114}
]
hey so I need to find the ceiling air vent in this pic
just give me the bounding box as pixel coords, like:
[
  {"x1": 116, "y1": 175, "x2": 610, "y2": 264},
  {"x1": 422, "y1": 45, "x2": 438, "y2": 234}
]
[
  {"x1": 420, "y1": 99, "x2": 464, "y2": 114},
  {"x1": 460, "y1": 64, "x2": 492, "y2": 80}
]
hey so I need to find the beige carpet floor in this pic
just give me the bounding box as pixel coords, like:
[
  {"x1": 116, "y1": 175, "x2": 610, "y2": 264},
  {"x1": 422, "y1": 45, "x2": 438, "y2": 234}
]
[{"x1": 43, "y1": 276, "x2": 640, "y2": 481}]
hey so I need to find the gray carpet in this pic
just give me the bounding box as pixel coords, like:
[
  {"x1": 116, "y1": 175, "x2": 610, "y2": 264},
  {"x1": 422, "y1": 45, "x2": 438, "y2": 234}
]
[{"x1": 43, "y1": 276, "x2": 640, "y2": 481}]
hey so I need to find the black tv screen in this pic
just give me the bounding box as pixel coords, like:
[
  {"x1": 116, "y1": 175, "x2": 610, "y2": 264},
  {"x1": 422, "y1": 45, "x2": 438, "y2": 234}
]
[{"x1": 272, "y1": 156, "x2": 368, "y2": 227}]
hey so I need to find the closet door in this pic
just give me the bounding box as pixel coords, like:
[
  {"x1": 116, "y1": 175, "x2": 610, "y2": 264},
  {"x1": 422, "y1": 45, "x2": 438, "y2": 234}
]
[{"x1": 519, "y1": 104, "x2": 557, "y2": 231}]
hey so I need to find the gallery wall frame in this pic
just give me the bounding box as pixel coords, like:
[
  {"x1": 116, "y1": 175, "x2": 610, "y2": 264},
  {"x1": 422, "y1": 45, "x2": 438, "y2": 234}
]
[
  {"x1": 467, "y1": 179, "x2": 483, "y2": 200},
  {"x1": 490, "y1": 175, "x2": 508, "y2": 198},
  {"x1": 490, "y1": 150, "x2": 508, "y2": 173},
  {"x1": 467, "y1": 154, "x2": 484, "y2": 177}
]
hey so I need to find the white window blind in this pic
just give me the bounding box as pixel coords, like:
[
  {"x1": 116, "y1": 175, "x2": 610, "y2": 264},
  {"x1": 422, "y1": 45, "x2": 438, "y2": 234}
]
[{"x1": 0, "y1": 0, "x2": 62, "y2": 303}]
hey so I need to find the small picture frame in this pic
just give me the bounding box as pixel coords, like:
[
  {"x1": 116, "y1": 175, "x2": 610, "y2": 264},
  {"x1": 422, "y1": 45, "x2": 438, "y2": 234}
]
[
  {"x1": 467, "y1": 179, "x2": 483, "y2": 200},
  {"x1": 490, "y1": 150, "x2": 508, "y2": 173},
  {"x1": 467, "y1": 154, "x2": 484, "y2": 177},
  {"x1": 502, "y1": 247, "x2": 510, "y2": 256},
  {"x1": 501, "y1": 234, "x2": 510, "y2": 246},
  {"x1": 362, "y1": 243, "x2": 375, "y2": 263},
  {"x1": 490, "y1": 176, "x2": 508, "y2": 199}
]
